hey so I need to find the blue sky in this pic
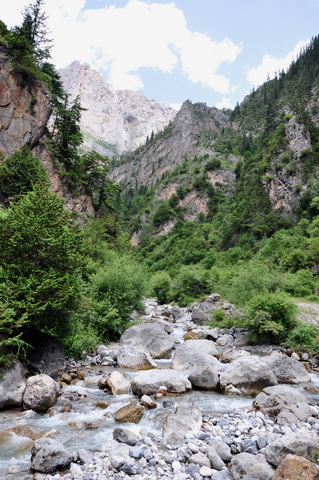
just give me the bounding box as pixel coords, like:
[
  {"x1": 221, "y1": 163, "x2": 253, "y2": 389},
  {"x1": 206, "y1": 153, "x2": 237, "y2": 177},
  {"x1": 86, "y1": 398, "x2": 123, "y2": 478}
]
[{"x1": 3, "y1": 0, "x2": 319, "y2": 109}]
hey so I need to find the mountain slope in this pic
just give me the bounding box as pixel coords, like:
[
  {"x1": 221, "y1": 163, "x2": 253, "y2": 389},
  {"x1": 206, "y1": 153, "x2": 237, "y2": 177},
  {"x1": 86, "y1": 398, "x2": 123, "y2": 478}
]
[
  {"x1": 59, "y1": 61, "x2": 176, "y2": 157},
  {"x1": 111, "y1": 35, "x2": 319, "y2": 248}
]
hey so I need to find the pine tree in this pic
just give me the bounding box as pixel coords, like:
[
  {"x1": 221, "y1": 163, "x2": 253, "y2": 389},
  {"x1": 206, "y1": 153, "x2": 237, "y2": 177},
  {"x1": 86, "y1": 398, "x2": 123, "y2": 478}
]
[{"x1": 21, "y1": 0, "x2": 52, "y2": 65}]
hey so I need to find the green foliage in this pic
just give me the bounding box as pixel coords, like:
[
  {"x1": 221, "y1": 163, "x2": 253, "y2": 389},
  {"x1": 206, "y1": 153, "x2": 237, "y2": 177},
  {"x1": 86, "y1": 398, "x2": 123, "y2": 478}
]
[
  {"x1": 172, "y1": 265, "x2": 212, "y2": 306},
  {"x1": 285, "y1": 323, "x2": 319, "y2": 354},
  {"x1": 149, "y1": 271, "x2": 172, "y2": 304},
  {"x1": 0, "y1": 185, "x2": 85, "y2": 365},
  {"x1": 0, "y1": 146, "x2": 49, "y2": 202},
  {"x1": 284, "y1": 269, "x2": 315, "y2": 297},
  {"x1": 89, "y1": 251, "x2": 148, "y2": 339},
  {"x1": 153, "y1": 202, "x2": 175, "y2": 227},
  {"x1": 246, "y1": 292, "x2": 297, "y2": 342}
]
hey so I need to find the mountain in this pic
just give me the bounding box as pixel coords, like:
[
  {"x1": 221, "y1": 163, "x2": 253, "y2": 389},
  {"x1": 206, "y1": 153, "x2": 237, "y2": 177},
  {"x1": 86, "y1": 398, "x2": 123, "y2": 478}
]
[
  {"x1": 59, "y1": 61, "x2": 176, "y2": 157},
  {"x1": 111, "y1": 36, "x2": 319, "y2": 249}
]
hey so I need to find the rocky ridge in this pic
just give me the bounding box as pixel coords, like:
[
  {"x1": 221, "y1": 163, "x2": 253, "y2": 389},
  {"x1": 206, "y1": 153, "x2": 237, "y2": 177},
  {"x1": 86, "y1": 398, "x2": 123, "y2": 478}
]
[{"x1": 59, "y1": 61, "x2": 176, "y2": 157}]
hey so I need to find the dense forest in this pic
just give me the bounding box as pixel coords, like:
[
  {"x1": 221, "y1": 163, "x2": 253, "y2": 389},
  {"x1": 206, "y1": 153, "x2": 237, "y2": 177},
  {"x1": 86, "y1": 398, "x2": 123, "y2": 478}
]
[{"x1": 1, "y1": 0, "x2": 319, "y2": 368}]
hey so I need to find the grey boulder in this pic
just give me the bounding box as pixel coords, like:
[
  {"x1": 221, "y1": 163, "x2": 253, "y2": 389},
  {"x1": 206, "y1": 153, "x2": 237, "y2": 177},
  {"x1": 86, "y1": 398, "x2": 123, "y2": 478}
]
[
  {"x1": 120, "y1": 323, "x2": 174, "y2": 358},
  {"x1": 162, "y1": 400, "x2": 202, "y2": 445},
  {"x1": 131, "y1": 369, "x2": 191, "y2": 396},
  {"x1": 30, "y1": 438, "x2": 73, "y2": 473},
  {"x1": 265, "y1": 433, "x2": 318, "y2": 467},
  {"x1": 171, "y1": 340, "x2": 222, "y2": 390},
  {"x1": 117, "y1": 345, "x2": 157, "y2": 370},
  {"x1": 253, "y1": 385, "x2": 309, "y2": 416},
  {"x1": 219, "y1": 355, "x2": 277, "y2": 396},
  {"x1": 231, "y1": 452, "x2": 274, "y2": 480},
  {"x1": 23, "y1": 374, "x2": 59, "y2": 412},
  {"x1": 0, "y1": 360, "x2": 27, "y2": 410},
  {"x1": 263, "y1": 351, "x2": 311, "y2": 384}
]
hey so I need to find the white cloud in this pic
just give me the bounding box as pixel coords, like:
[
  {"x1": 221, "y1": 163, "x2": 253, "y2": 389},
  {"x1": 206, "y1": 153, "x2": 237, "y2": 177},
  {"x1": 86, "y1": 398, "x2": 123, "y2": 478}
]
[
  {"x1": 216, "y1": 97, "x2": 233, "y2": 109},
  {"x1": 247, "y1": 39, "x2": 310, "y2": 87},
  {"x1": 2, "y1": 1, "x2": 242, "y2": 94}
]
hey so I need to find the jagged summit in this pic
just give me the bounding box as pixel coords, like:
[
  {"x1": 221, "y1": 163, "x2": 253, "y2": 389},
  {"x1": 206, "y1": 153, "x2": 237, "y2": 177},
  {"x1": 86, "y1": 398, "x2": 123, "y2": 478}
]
[{"x1": 59, "y1": 61, "x2": 176, "y2": 157}]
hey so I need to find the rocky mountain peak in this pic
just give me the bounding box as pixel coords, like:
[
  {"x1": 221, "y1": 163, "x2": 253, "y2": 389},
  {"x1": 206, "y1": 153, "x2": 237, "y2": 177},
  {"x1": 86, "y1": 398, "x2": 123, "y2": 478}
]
[{"x1": 58, "y1": 62, "x2": 176, "y2": 157}]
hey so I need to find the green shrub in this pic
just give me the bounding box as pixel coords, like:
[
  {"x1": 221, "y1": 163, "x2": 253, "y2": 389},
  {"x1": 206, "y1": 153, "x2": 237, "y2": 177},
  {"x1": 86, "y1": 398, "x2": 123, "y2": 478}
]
[
  {"x1": 285, "y1": 323, "x2": 319, "y2": 354},
  {"x1": 172, "y1": 265, "x2": 212, "y2": 306},
  {"x1": 149, "y1": 271, "x2": 172, "y2": 304},
  {"x1": 246, "y1": 292, "x2": 297, "y2": 342},
  {"x1": 284, "y1": 269, "x2": 315, "y2": 297},
  {"x1": 89, "y1": 251, "x2": 148, "y2": 339}
]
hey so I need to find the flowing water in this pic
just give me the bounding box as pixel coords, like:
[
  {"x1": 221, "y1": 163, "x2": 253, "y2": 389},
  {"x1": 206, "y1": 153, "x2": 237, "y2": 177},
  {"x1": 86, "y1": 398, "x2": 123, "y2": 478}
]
[{"x1": 1, "y1": 319, "x2": 319, "y2": 477}]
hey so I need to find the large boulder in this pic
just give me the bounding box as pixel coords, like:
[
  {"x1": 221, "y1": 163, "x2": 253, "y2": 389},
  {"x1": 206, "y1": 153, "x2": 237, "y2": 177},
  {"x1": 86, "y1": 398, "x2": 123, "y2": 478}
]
[
  {"x1": 178, "y1": 339, "x2": 219, "y2": 358},
  {"x1": 162, "y1": 400, "x2": 202, "y2": 445},
  {"x1": 171, "y1": 344, "x2": 222, "y2": 390},
  {"x1": 117, "y1": 345, "x2": 156, "y2": 370},
  {"x1": 25, "y1": 329, "x2": 66, "y2": 376},
  {"x1": 23, "y1": 374, "x2": 59, "y2": 412},
  {"x1": 263, "y1": 351, "x2": 311, "y2": 384},
  {"x1": 219, "y1": 355, "x2": 277, "y2": 396},
  {"x1": 114, "y1": 403, "x2": 144, "y2": 423},
  {"x1": 30, "y1": 438, "x2": 73, "y2": 473},
  {"x1": 276, "y1": 402, "x2": 316, "y2": 425},
  {"x1": 120, "y1": 323, "x2": 174, "y2": 359},
  {"x1": 231, "y1": 452, "x2": 274, "y2": 480},
  {"x1": 253, "y1": 385, "x2": 309, "y2": 416},
  {"x1": 131, "y1": 369, "x2": 192, "y2": 396},
  {"x1": 107, "y1": 371, "x2": 130, "y2": 395},
  {"x1": 273, "y1": 454, "x2": 319, "y2": 480},
  {"x1": 0, "y1": 360, "x2": 27, "y2": 410},
  {"x1": 265, "y1": 433, "x2": 318, "y2": 467}
]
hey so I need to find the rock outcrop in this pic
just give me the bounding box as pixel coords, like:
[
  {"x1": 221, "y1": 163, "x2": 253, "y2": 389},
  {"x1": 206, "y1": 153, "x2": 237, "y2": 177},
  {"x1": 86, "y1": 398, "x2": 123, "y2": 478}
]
[
  {"x1": 0, "y1": 48, "x2": 52, "y2": 157},
  {"x1": 59, "y1": 61, "x2": 176, "y2": 157}
]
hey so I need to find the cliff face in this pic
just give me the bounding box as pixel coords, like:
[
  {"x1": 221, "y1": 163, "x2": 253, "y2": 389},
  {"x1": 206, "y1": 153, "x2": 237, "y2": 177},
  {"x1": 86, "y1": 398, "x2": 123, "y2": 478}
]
[
  {"x1": 59, "y1": 61, "x2": 176, "y2": 157},
  {"x1": 110, "y1": 101, "x2": 232, "y2": 190},
  {"x1": 0, "y1": 51, "x2": 95, "y2": 216},
  {"x1": 0, "y1": 51, "x2": 52, "y2": 157}
]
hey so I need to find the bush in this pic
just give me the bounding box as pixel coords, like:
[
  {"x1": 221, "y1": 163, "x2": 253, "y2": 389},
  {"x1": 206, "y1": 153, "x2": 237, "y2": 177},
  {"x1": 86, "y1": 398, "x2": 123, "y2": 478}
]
[
  {"x1": 284, "y1": 269, "x2": 315, "y2": 297},
  {"x1": 246, "y1": 292, "x2": 297, "y2": 342},
  {"x1": 285, "y1": 323, "x2": 319, "y2": 354},
  {"x1": 172, "y1": 265, "x2": 212, "y2": 306},
  {"x1": 0, "y1": 146, "x2": 49, "y2": 202},
  {"x1": 89, "y1": 251, "x2": 148, "y2": 340},
  {"x1": 149, "y1": 271, "x2": 172, "y2": 304},
  {"x1": 215, "y1": 261, "x2": 284, "y2": 307}
]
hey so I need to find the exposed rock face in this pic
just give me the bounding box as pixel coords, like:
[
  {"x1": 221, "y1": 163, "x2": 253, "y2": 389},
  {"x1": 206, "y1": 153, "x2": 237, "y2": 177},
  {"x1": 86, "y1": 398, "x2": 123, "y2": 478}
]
[
  {"x1": 59, "y1": 61, "x2": 176, "y2": 157},
  {"x1": 0, "y1": 48, "x2": 52, "y2": 157},
  {"x1": 110, "y1": 100, "x2": 232, "y2": 190},
  {"x1": 0, "y1": 360, "x2": 27, "y2": 410}
]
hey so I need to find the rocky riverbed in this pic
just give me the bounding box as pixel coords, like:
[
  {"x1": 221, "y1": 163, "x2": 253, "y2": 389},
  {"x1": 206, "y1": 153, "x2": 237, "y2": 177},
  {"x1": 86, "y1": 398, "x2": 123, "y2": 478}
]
[{"x1": 1, "y1": 296, "x2": 319, "y2": 480}]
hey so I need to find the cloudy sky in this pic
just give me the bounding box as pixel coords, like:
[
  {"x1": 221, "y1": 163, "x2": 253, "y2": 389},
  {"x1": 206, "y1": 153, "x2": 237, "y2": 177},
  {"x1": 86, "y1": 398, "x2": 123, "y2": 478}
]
[{"x1": 3, "y1": 0, "x2": 319, "y2": 110}]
